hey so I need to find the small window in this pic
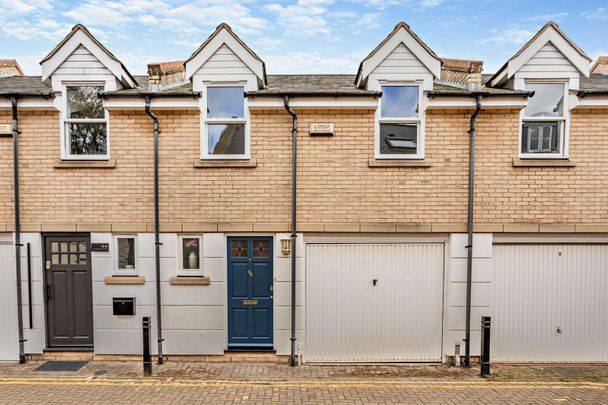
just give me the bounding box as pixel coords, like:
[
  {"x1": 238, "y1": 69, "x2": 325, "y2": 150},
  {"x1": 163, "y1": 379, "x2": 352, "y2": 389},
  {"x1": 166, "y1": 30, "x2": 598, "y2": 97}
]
[
  {"x1": 378, "y1": 85, "x2": 422, "y2": 158},
  {"x1": 178, "y1": 236, "x2": 202, "y2": 275},
  {"x1": 521, "y1": 83, "x2": 567, "y2": 157},
  {"x1": 114, "y1": 235, "x2": 137, "y2": 274},
  {"x1": 203, "y1": 86, "x2": 248, "y2": 159},
  {"x1": 63, "y1": 86, "x2": 108, "y2": 159}
]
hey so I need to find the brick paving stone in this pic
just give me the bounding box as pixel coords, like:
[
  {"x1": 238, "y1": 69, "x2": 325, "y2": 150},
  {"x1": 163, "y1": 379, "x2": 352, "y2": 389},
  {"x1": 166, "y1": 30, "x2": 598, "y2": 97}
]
[{"x1": 0, "y1": 361, "x2": 606, "y2": 404}]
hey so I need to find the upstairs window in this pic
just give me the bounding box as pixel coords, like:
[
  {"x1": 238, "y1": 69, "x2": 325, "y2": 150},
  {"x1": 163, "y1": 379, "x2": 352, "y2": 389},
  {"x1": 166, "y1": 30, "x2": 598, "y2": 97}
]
[
  {"x1": 377, "y1": 84, "x2": 423, "y2": 159},
  {"x1": 521, "y1": 83, "x2": 567, "y2": 157},
  {"x1": 63, "y1": 85, "x2": 108, "y2": 159},
  {"x1": 202, "y1": 85, "x2": 248, "y2": 159}
]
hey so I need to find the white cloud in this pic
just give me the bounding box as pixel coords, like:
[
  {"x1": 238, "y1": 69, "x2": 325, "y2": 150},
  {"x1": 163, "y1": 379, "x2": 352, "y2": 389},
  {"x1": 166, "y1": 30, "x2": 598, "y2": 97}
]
[
  {"x1": 582, "y1": 7, "x2": 608, "y2": 20},
  {"x1": 482, "y1": 27, "x2": 534, "y2": 46},
  {"x1": 0, "y1": 0, "x2": 52, "y2": 15},
  {"x1": 264, "y1": 1, "x2": 331, "y2": 37},
  {"x1": 523, "y1": 12, "x2": 569, "y2": 22},
  {"x1": 0, "y1": 18, "x2": 70, "y2": 41},
  {"x1": 266, "y1": 51, "x2": 363, "y2": 73}
]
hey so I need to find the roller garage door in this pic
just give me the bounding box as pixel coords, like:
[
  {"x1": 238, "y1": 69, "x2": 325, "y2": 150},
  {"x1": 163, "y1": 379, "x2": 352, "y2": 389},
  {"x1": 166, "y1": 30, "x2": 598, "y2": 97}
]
[
  {"x1": 493, "y1": 244, "x2": 608, "y2": 362},
  {"x1": 305, "y1": 243, "x2": 445, "y2": 362}
]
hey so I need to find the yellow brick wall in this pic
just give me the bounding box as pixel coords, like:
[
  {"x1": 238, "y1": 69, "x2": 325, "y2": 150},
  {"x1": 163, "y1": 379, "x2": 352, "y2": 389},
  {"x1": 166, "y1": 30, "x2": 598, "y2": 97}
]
[{"x1": 0, "y1": 107, "x2": 606, "y2": 227}]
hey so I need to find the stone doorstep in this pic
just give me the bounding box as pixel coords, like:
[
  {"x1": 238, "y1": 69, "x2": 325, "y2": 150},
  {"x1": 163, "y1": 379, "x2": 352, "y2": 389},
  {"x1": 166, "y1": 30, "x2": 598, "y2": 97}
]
[{"x1": 27, "y1": 352, "x2": 94, "y2": 362}]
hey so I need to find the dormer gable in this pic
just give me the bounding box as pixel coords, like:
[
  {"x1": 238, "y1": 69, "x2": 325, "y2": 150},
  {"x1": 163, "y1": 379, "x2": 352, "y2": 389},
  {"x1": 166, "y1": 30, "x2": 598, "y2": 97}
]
[
  {"x1": 355, "y1": 22, "x2": 442, "y2": 90},
  {"x1": 40, "y1": 24, "x2": 137, "y2": 91},
  {"x1": 184, "y1": 23, "x2": 266, "y2": 91},
  {"x1": 489, "y1": 21, "x2": 591, "y2": 90}
]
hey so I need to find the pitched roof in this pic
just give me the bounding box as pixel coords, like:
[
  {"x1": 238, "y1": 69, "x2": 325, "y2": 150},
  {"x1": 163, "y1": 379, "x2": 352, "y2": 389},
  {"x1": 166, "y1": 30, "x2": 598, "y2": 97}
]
[
  {"x1": 0, "y1": 60, "x2": 24, "y2": 77},
  {"x1": 40, "y1": 24, "x2": 137, "y2": 88},
  {"x1": 591, "y1": 56, "x2": 608, "y2": 74},
  {"x1": 488, "y1": 21, "x2": 592, "y2": 87},
  {"x1": 184, "y1": 23, "x2": 266, "y2": 85},
  {"x1": 355, "y1": 22, "x2": 442, "y2": 87},
  {"x1": 247, "y1": 75, "x2": 379, "y2": 96},
  {"x1": 0, "y1": 76, "x2": 53, "y2": 96}
]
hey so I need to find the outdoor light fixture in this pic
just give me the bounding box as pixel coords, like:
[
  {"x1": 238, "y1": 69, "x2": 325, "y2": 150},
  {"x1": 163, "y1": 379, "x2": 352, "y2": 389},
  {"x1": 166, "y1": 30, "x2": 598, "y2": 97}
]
[{"x1": 281, "y1": 237, "x2": 291, "y2": 256}]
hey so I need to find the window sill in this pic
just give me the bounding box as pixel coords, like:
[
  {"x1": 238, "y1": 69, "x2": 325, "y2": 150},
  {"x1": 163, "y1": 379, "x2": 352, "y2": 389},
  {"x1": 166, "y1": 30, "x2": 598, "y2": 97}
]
[
  {"x1": 193, "y1": 159, "x2": 257, "y2": 168},
  {"x1": 368, "y1": 158, "x2": 432, "y2": 168},
  {"x1": 104, "y1": 275, "x2": 145, "y2": 285},
  {"x1": 54, "y1": 159, "x2": 116, "y2": 169},
  {"x1": 169, "y1": 276, "x2": 211, "y2": 285},
  {"x1": 512, "y1": 158, "x2": 576, "y2": 167}
]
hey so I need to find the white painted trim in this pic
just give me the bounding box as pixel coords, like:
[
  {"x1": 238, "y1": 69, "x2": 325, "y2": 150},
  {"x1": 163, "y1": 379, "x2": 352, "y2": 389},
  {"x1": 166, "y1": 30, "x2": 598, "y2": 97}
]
[
  {"x1": 60, "y1": 82, "x2": 110, "y2": 161},
  {"x1": 41, "y1": 29, "x2": 136, "y2": 88},
  {"x1": 0, "y1": 98, "x2": 57, "y2": 110},
  {"x1": 357, "y1": 25, "x2": 441, "y2": 88},
  {"x1": 113, "y1": 234, "x2": 138, "y2": 275},
  {"x1": 374, "y1": 82, "x2": 425, "y2": 160},
  {"x1": 247, "y1": 97, "x2": 379, "y2": 109},
  {"x1": 518, "y1": 80, "x2": 570, "y2": 159},
  {"x1": 426, "y1": 96, "x2": 528, "y2": 110},
  {"x1": 103, "y1": 98, "x2": 199, "y2": 110},
  {"x1": 200, "y1": 83, "x2": 250, "y2": 160},
  {"x1": 571, "y1": 95, "x2": 608, "y2": 109},
  {"x1": 177, "y1": 235, "x2": 203, "y2": 276},
  {"x1": 493, "y1": 233, "x2": 608, "y2": 244},
  {"x1": 185, "y1": 28, "x2": 264, "y2": 88}
]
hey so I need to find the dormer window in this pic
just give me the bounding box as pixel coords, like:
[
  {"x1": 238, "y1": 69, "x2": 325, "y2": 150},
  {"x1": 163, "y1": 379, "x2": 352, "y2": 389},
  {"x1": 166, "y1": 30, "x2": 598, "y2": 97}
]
[
  {"x1": 62, "y1": 85, "x2": 108, "y2": 159},
  {"x1": 377, "y1": 84, "x2": 424, "y2": 159},
  {"x1": 202, "y1": 85, "x2": 249, "y2": 159},
  {"x1": 521, "y1": 82, "x2": 568, "y2": 158}
]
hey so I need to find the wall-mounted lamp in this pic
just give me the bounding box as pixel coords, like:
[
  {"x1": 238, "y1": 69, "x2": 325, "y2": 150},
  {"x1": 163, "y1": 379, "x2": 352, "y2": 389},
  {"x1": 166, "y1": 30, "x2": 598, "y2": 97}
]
[{"x1": 281, "y1": 237, "x2": 291, "y2": 256}]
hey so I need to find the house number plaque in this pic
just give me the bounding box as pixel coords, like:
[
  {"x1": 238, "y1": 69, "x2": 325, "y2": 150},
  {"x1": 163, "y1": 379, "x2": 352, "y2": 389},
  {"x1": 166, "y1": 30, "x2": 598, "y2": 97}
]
[
  {"x1": 91, "y1": 243, "x2": 110, "y2": 252},
  {"x1": 309, "y1": 123, "x2": 334, "y2": 136},
  {"x1": 0, "y1": 123, "x2": 11, "y2": 135}
]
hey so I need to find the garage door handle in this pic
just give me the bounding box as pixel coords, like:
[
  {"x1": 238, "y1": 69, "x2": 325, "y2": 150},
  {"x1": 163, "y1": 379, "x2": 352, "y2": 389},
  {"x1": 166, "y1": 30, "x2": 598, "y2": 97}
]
[{"x1": 372, "y1": 279, "x2": 378, "y2": 286}]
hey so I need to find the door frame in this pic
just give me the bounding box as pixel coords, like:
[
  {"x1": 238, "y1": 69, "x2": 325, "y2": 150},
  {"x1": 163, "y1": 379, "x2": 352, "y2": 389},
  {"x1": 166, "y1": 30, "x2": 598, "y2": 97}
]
[
  {"x1": 226, "y1": 235, "x2": 274, "y2": 350},
  {"x1": 42, "y1": 233, "x2": 94, "y2": 350}
]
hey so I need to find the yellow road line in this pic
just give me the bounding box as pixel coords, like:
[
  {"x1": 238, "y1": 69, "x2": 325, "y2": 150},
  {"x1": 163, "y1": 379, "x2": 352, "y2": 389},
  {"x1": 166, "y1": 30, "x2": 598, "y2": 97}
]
[{"x1": 0, "y1": 377, "x2": 605, "y2": 390}]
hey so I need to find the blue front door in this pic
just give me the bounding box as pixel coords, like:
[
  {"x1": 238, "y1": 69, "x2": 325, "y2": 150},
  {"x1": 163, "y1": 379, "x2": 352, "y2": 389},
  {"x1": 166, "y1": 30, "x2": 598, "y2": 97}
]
[{"x1": 227, "y1": 237, "x2": 273, "y2": 348}]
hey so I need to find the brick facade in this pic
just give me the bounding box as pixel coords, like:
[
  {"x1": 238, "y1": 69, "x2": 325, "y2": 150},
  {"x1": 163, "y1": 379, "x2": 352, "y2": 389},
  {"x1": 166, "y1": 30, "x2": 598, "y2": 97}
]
[{"x1": 0, "y1": 107, "x2": 607, "y2": 230}]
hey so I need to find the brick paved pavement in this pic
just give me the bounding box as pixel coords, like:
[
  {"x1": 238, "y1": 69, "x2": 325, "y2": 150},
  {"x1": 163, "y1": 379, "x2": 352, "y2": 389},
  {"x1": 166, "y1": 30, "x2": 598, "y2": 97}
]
[{"x1": 0, "y1": 361, "x2": 606, "y2": 404}]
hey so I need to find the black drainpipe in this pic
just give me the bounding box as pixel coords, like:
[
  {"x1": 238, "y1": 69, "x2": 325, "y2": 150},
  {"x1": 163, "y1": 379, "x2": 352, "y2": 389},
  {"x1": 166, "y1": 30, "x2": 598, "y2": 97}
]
[
  {"x1": 10, "y1": 96, "x2": 26, "y2": 364},
  {"x1": 283, "y1": 96, "x2": 298, "y2": 367},
  {"x1": 463, "y1": 95, "x2": 482, "y2": 368},
  {"x1": 144, "y1": 96, "x2": 163, "y2": 364}
]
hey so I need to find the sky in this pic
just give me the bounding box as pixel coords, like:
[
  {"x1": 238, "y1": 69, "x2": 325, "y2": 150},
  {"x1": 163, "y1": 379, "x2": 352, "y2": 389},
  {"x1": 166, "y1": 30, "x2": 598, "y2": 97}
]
[{"x1": 1, "y1": 0, "x2": 607, "y2": 76}]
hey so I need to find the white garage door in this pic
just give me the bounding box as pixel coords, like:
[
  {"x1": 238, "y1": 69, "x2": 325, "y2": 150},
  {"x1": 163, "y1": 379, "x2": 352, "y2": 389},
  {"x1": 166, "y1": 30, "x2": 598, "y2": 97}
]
[
  {"x1": 305, "y1": 243, "x2": 445, "y2": 362},
  {"x1": 0, "y1": 241, "x2": 18, "y2": 360},
  {"x1": 493, "y1": 244, "x2": 608, "y2": 362}
]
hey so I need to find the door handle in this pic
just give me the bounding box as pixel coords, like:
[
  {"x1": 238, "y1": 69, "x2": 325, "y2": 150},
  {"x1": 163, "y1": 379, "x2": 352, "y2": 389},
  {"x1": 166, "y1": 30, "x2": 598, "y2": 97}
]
[
  {"x1": 46, "y1": 284, "x2": 53, "y2": 300},
  {"x1": 248, "y1": 270, "x2": 253, "y2": 278},
  {"x1": 45, "y1": 260, "x2": 51, "y2": 270}
]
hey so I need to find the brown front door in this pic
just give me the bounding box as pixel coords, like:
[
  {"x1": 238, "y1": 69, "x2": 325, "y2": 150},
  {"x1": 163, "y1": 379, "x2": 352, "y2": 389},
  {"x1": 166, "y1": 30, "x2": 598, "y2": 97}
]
[{"x1": 44, "y1": 235, "x2": 93, "y2": 348}]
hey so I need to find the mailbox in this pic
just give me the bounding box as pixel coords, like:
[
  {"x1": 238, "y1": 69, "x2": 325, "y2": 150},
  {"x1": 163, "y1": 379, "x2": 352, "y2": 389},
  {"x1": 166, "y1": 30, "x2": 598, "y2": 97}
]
[{"x1": 113, "y1": 297, "x2": 135, "y2": 316}]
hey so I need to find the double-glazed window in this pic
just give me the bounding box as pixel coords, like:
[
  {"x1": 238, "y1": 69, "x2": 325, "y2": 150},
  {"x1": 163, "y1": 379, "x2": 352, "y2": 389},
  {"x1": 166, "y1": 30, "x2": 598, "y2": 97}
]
[
  {"x1": 378, "y1": 84, "x2": 422, "y2": 158},
  {"x1": 63, "y1": 85, "x2": 108, "y2": 159},
  {"x1": 521, "y1": 82, "x2": 567, "y2": 157},
  {"x1": 203, "y1": 85, "x2": 248, "y2": 159}
]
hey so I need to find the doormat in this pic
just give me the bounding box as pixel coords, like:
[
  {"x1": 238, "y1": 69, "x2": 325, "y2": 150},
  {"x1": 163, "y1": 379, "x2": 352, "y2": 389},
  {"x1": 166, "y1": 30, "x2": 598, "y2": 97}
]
[{"x1": 34, "y1": 361, "x2": 88, "y2": 372}]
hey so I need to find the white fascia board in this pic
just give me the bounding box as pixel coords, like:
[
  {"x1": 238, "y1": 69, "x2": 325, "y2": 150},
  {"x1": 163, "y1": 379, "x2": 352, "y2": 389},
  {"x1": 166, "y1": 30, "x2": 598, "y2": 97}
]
[
  {"x1": 185, "y1": 29, "x2": 264, "y2": 87},
  {"x1": 508, "y1": 29, "x2": 591, "y2": 80},
  {"x1": 41, "y1": 30, "x2": 136, "y2": 88},
  {"x1": 570, "y1": 95, "x2": 608, "y2": 109},
  {"x1": 247, "y1": 96, "x2": 379, "y2": 109},
  {"x1": 426, "y1": 96, "x2": 528, "y2": 110},
  {"x1": 0, "y1": 97, "x2": 57, "y2": 110},
  {"x1": 103, "y1": 97, "x2": 199, "y2": 110},
  {"x1": 357, "y1": 27, "x2": 441, "y2": 88}
]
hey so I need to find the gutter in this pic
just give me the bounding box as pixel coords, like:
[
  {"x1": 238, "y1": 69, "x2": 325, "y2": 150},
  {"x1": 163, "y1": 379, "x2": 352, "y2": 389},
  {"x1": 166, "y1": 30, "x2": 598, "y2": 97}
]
[
  {"x1": 426, "y1": 90, "x2": 533, "y2": 98},
  {"x1": 246, "y1": 91, "x2": 381, "y2": 98},
  {"x1": 0, "y1": 92, "x2": 54, "y2": 99},
  {"x1": 283, "y1": 95, "x2": 298, "y2": 367},
  {"x1": 463, "y1": 95, "x2": 482, "y2": 368},
  {"x1": 577, "y1": 90, "x2": 608, "y2": 98},
  {"x1": 99, "y1": 91, "x2": 201, "y2": 99},
  {"x1": 144, "y1": 96, "x2": 164, "y2": 365}
]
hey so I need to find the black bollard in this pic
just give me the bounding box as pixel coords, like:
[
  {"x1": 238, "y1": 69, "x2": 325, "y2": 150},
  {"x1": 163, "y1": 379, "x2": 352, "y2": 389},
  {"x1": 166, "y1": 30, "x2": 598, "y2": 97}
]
[
  {"x1": 480, "y1": 316, "x2": 491, "y2": 376},
  {"x1": 143, "y1": 316, "x2": 152, "y2": 376}
]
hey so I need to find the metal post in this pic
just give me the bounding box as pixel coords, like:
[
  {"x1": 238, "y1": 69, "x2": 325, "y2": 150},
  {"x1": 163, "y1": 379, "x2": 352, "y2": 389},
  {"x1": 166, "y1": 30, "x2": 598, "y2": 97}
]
[
  {"x1": 142, "y1": 317, "x2": 152, "y2": 376},
  {"x1": 480, "y1": 316, "x2": 491, "y2": 376}
]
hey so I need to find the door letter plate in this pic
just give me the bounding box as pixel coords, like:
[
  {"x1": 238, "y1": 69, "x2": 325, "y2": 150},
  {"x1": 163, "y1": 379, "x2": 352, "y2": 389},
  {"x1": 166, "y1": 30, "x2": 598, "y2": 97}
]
[{"x1": 242, "y1": 299, "x2": 258, "y2": 305}]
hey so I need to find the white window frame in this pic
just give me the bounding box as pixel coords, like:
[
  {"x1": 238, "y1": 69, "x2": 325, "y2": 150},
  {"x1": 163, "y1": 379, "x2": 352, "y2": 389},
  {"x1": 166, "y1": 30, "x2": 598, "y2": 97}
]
[
  {"x1": 200, "y1": 82, "x2": 250, "y2": 160},
  {"x1": 177, "y1": 235, "x2": 203, "y2": 276},
  {"x1": 375, "y1": 82, "x2": 425, "y2": 160},
  {"x1": 113, "y1": 235, "x2": 138, "y2": 275},
  {"x1": 60, "y1": 82, "x2": 110, "y2": 160},
  {"x1": 519, "y1": 80, "x2": 570, "y2": 159}
]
